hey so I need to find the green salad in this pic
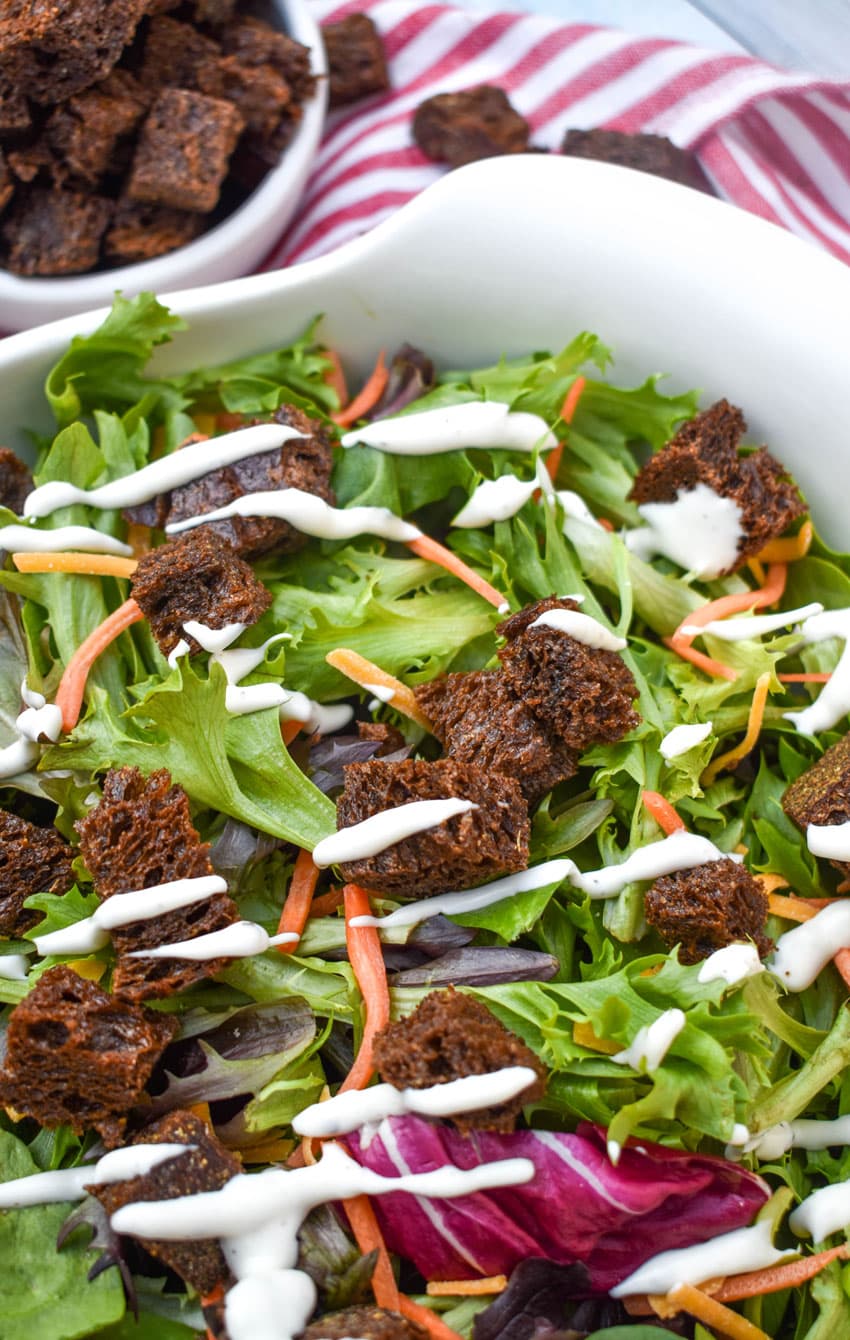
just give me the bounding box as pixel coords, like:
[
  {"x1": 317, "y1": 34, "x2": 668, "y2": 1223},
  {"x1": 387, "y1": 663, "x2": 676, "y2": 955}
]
[{"x1": 1, "y1": 293, "x2": 850, "y2": 1340}]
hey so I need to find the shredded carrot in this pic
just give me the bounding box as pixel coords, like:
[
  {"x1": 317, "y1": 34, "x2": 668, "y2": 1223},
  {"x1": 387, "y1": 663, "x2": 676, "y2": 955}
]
[
  {"x1": 310, "y1": 886, "x2": 344, "y2": 918},
  {"x1": 12, "y1": 551, "x2": 138, "y2": 579},
  {"x1": 323, "y1": 350, "x2": 349, "y2": 409},
  {"x1": 125, "y1": 523, "x2": 151, "y2": 558},
  {"x1": 54, "y1": 597, "x2": 144, "y2": 733},
  {"x1": 398, "y1": 1297, "x2": 464, "y2": 1340},
  {"x1": 712, "y1": 1244, "x2": 850, "y2": 1301},
  {"x1": 573, "y1": 1020, "x2": 621, "y2": 1054},
  {"x1": 340, "y1": 883, "x2": 390, "y2": 1093},
  {"x1": 281, "y1": 718, "x2": 302, "y2": 746},
  {"x1": 200, "y1": 1282, "x2": 225, "y2": 1340},
  {"x1": 178, "y1": 431, "x2": 209, "y2": 448},
  {"x1": 641, "y1": 790, "x2": 686, "y2": 835},
  {"x1": 544, "y1": 374, "x2": 587, "y2": 483},
  {"x1": 332, "y1": 349, "x2": 388, "y2": 427},
  {"x1": 598, "y1": 517, "x2": 615, "y2": 532},
  {"x1": 406, "y1": 532, "x2": 507, "y2": 610},
  {"x1": 427, "y1": 1276, "x2": 507, "y2": 1297},
  {"x1": 747, "y1": 557, "x2": 767, "y2": 586},
  {"x1": 702, "y1": 672, "x2": 771, "y2": 786},
  {"x1": 767, "y1": 892, "x2": 832, "y2": 921},
  {"x1": 276, "y1": 848, "x2": 320, "y2": 952},
  {"x1": 779, "y1": 672, "x2": 832, "y2": 683},
  {"x1": 834, "y1": 946, "x2": 850, "y2": 989},
  {"x1": 325, "y1": 647, "x2": 432, "y2": 729},
  {"x1": 756, "y1": 520, "x2": 813, "y2": 564},
  {"x1": 668, "y1": 562, "x2": 788, "y2": 681},
  {"x1": 757, "y1": 870, "x2": 790, "y2": 894},
  {"x1": 655, "y1": 1283, "x2": 770, "y2": 1339},
  {"x1": 343, "y1": 1193, "x2": 401, "y2": 1309},
  {"x1": 215, "y1": 411, "x2": 245, "y2": 433}
]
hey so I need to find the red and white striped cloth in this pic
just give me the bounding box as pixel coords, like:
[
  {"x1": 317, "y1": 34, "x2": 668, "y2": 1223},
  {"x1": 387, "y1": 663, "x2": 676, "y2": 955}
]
[{"x1": 272, "y1": 0, "x2": 850, "y2": 268}]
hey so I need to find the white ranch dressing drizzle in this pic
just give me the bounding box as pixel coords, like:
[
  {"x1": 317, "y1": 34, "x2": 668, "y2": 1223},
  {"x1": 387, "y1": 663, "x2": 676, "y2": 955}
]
[
  {"x1": 570, "y1": 830, "x2": 738, "y2": 899},
  {"x1": 452, "y1": 474, "x2": 538, "y2": 528},
  {"x1": 0, "y1": 954, "x2": 29, "y2": 980},
  {"x1": 33, "y1": 874, "x2": 230, "y2": 955},
  {"x1": 165, "y1": 489, "x2": 421, "y2": 544},
  {"x1": 698, "y1": 942, "x2": 764, "y2": 985},
  {"x1": 770, "y1": 900, "x2": 850, "y2": 991},
  {"x1": 807, "y1": 821, "x2": 850, "y2": 861},
  {"x1": 167, "y1": 638, "x2": 190, "y2": 669},
  {"x1": 110, "y1": 1140, "x2": 534, "y2": 1340},
  {"x1": 556, "y1": 489, "x2": 604, "y2": 528},
  {"x1": 0, "y1": 1144, "x2": 193, "y2": 1209},
  {"x1": 0, "y1": 679, "x2": 64, "y2": 780},
  {"x1": 364, "y1": 682, "x2": 395, "y2": 703},
  {"x1": 129, "y1": 920, "x2": 297, "y2": 961},
  {"x1": 610, "y1": 1219, "x2": 792, "y2": 1298},
  {"x1": 312, "y1": 798, "x2": 477, "y2": 868},
  {"x1": 183, "y1": 621, "x2": 245, "y2": 656},
  {"x1": 790, "y1": 1178, "x2": 850, "y2": 1240},
  {"x1": 679, "y1": 602, "x2": 823, "y2": 642},
  {"x1": 0, "y1": 523, "x2": 133, "y2": 556},
  {"x1": 350, "y1": 858, "x2": 580, "y2": 929},
  {"x1": 611, "y1": 1008, "x2": 686, "y2": 1073},
  {"x1": 785, "y1": 607, "x2": 850, "y2": 735},
  {"x1": 660, "y1": 721, "x2": 712, "y2": 759},
  {"x1": 225, "y1": 684, "x2": 289, "y2": 716},
  {"x1": 293, "y1": 1067, "x2": 538, "y2": 1139},
  {"x1": 23, "y1": 424, "x2": 304, "y2": 519},
  {"x1": 340, "y1": 402, "x2": 557, "y2": 456},
  {"x1": 624, "y1": 483, "x2": 745, "y2": 579},
  {"x1": 529, "y1": 607, "x2": 627, "y2": 652},
  {"x1": 743, "y1": 1115, "x2": 850, "y2": 1161}
]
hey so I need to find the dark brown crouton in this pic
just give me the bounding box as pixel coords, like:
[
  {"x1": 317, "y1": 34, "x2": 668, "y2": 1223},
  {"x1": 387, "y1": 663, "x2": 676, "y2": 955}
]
[
  {"x1": 0, "y1": 445, "x2": 33, "y2": 513},
  {"x1": 222, "y1": 17, "x2": 315, "y2": 103},
  {"x1": 131, "y1": 406, "x2": 335, "y2": 560},
  {"x1": 0, "y1": 81, "x2": 31, "y2": 136},
  {"x1": 302, "y1": 1306, "x2": 427, "y2": 1340},
  {"x1": 127, "y1": 88, "x2": 243, "y2": 214},
  {"x1": 138, "y1": 16, "x2": 221, "y2": 94},
  {"x1": 335, "y1": 757, "x2": 530, "y2": 898},
  {"x1": 197, "y1": 54, "x2": 292, "y2": 136},
  {"x1": 413, "y1": 86, "x2": 530, "y2": 168},
  {"x1": 130, "y1": 530, "x2": 272, "y2": 657},
  {"x1": 0, "y1": 1, "x2": 148, "y2": 104},
  {"x1": 89, "y1": 1110, "x2": 240, "y2": 1294},
  {"x1": 357, "y1": 720, "x2": 407, "y2": 756},
  {"x1": 416, "y1": 669, "x2": 578, "y2": 805},
  {"x1": 629, "y1": 400, "x2": 807, "y2": 571},
  {"x1": 783, "y1": 733, "x2": 850, "y2": 876},
  {"x1": 322, "y1": 14, "x2": 390, "y2": 108},
  {"x1": 45, "y1": 82, "x2": 146, "y2": 184},
  {"x1": 193, "y1": 0, "x2": 237, "y2": 24},
  {"x1": 5, "y1": 139, "x2": 58, "y2": 186},
  {"x1": 561, "y1": 128, "x2": 704, "y2": 188},
  {"x1": 0, "y1": 150, "x2": 14, "y2": 215},
  {"x1": 374, "y1": 987, "x2": 545, "y2": 1133},
  {"x1": 76, "y1": 767, "x2": 240, "y2": 1001},
  {"x1": 644, "y1": 859, "x2": 772, "y2": 964},
  {"x1": 1, "y1": 187, "x2": 113, "y2": 275},
  {"x1": 497, "y1": 597, "x2": 640, "y2": 753},
  {"x1": 0, "y1": 965, "x2": 177, "y2": 1146},
  {"x1": 0, "y1": 810, "x2": 74, "y2": 936},
  {"x1": 105, "y1": 199, "x2": 203, "y2": 264}
]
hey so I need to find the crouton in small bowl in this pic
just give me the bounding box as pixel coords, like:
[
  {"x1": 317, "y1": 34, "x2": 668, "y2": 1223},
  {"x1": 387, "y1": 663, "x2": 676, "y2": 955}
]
[{"x1": 0, "y1": 0, "x2": 327, "y2": 332}]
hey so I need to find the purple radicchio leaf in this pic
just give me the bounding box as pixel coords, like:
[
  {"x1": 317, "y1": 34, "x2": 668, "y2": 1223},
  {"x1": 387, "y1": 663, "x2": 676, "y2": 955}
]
[
  {"x1": 391, "y1": 946, "x2": 559, "y2": 988},
  {"x1": 364, "y1": 343, "x2": 436, "y2": 422},
  {"x1": 409, "y1": 915, "x2": 477, "y2": 958},
  {"x1": 210, "y1": 818, "x2": 284, "y2": 879},
  {"x1": 308, "y1": 734, "x2": 410, "y2": 794},
  {"x1": 344, "y1": 1118, "x2": 769, "y2": 1294},
  {"x1": 472, "y1": 1258, "x2": 613, "y2": 1340},
  {"x1": 58, "y1": 1194, "x2": 138, "y2": 1315}
]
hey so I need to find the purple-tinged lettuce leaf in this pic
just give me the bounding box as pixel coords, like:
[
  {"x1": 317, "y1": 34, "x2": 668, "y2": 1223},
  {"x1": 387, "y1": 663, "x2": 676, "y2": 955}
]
[
  {"x1": 308, "y1": 734, "x2": 410, "y2": 795},
  {"x1": 345, "y1": 1118, "x2": 768, "y2": 1292},
  {"x1": 58, "y1": 1195, "x2": 137, "y2": 1315},
  {"x1": 365, "y1": 344, "x2": 435, "y2": 422},
  {"x1": 391, "y1": 947, "x2": 559, "y2": 988},
  {"x1": 471, "y1": 1259, "x2": 659, "y2": 1340}
]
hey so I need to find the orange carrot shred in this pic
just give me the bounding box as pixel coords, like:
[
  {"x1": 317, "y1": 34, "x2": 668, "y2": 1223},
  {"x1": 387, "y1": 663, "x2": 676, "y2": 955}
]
[
  {"x1": 711, "y1": 1243, "x2": 850, "y2": 1301},
  {"x1": 276, "y1": 848, "x2": 320, "y2": 952},
  {"x1": 656, "y1": 1283, "x2": 770, "y2": 1339},
  {"x1": 834, "y1": 946, "x2": 850, "y2": 989},
  {"x1": 406, "y1": 532, "x2": 507, "y2": 610},
  {"x1": 310, "y1": 887, "x2": 344, "y2": 918},
  {"x1": 332, "y1": 350, "x2": 388, "y2": 427},
  {"x1": 323, "y1": 350, "x2": 349, "y2": 410},
  {"x1": 12, "y1": 551, "x2": 138, "y2": 578},
  {"x1": 663, "y1": 635, "x2": 739, "y2": 682},
  {"x1": 340, "y1": 883, "x2": 390, "y2": 1093},
  {"x1": 343, "y1": 1192, "x2": 401, "y2": 1309},
  {"x1": 702, "y1": 672, "x2": 771, "y2": 785},
  {"x1": 767, "y1": 892, "x2": 832, "y2": 921},
  {"x1": 54, "y1": 597, "x2": 144, "y2": 733},
  {"x1": 215, "y1": 411, "x2": 245, "y2": 433},
  {"x1": 543, "y1": 376, "x2": 586, "y2": 484},
  {"x1": 755, "y1": 520, "x2": 813, "y2": 564},
  {"x1": 200, "y1": 1282, "x2": 224, "y2": 1340},
  {"x1": 427, "y1": 1276, "x2": 507, "y2": 1297},
  {"x1": 668, "y1": 562, "x2": 788, "y2": 681},
  {"x1": 325, "y1": 647, "x2": 432, "y2": 729},
  {"x1": 281, "y1": 718, "x2": 301, "y2": 746},
  {"x1": 397, "y1": 1297, "x2": 465, "y2": 1340},
  {"x1": 641, "y1": 790, "x2": 686, "y2": 835},
  {"x1": 757, "y1": 871, "x2": 790, "y2": 894},
  {"x1": 598, "y1": 517, "x2": 615, "y2": 532},
  {"x1": 779, "y1": 672, "x2": 832, "y2": 683}
]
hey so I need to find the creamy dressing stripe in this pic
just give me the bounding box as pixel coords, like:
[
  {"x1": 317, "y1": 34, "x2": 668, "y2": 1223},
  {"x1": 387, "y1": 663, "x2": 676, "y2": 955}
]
[
  {"x1": 312, "y1": 798, "x2": 478, "y2": 868},
  {"x1": 624, "y1": 483, "x2": 745, "y2": 580},
  {"x1": 786, "y1": 607, "x2": 850, "y2": 736},
  {"x1": 770, "y1": 900, "x2": 850, "y2": 990},
  {"x1": 529, "y1": 607, "x2": 628, "y2": 652},
  {"x1": 697, "y1": 942, "x2": 764, "y2": 985},
  {"x1": 0, "y1": 524, "x2": 133, "y2": 556},
  {"x1": 0, "y1": 1144, "x2": 194, "y2": 1209},
  {"x1": 33, "y1": 874, "x2": 229, "y2": 956},
  {"x1": 0, "y1": 679, "x2": 64, "y2": 781},
  {"x1": 612, "y1": 1008, "x2": 686, "y2": 1073},
  {"x1": 680, "y1": 602, "x2": 823, "y2": 642},
  {"x1": 340, "y1": 401, "x2": 557, "y2": 456},
  {"x1": 610, "y1": 1220, "x2": 792, "y2": 1297},
  {"x1": 165, "y1": 488, "x2": 421, "y2": 543},
  {"x1": 660, "y1": 722, "x2": 713, "y2": 760},
  {"x1": 452, "y1": 474, "x2": 538, "y2": 528}
]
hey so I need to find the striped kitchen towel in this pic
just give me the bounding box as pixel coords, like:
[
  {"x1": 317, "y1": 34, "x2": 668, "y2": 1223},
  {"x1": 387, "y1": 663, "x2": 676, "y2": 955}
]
[{"x1": 274, "y1": 0, "x2": 850, "y2": 268}]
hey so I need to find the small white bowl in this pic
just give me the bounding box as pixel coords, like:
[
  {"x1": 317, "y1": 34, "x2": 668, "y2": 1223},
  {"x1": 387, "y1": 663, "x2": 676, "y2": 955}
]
[{"x1": 0, "y1": 0, "x2": 327, "y2": 333}]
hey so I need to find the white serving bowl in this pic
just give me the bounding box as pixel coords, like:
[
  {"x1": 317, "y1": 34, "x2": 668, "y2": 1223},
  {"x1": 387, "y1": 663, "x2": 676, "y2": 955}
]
[
  {"x1": 0, "y1": 154, "x2": 848, "y2": 543},
  {"x1": 0, "y1": 0, "x2": 327, "y2": 333}
]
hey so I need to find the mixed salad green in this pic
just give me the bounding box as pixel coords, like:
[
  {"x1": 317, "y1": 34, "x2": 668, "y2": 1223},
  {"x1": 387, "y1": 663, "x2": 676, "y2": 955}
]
[{"x1": 1, "y1": 293, "x2": 850, "y2": 1340}]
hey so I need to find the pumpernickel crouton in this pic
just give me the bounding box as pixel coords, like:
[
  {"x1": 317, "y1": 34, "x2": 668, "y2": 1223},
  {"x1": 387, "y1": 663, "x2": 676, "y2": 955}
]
[
  {"x1": 413, "y1": 86, "x2": 530, "y2": 167},
  {"x1": 1, "y1": 187, "x2": 113, "y2": 275},
  {"x1": 322, "y1": 13, "x2": 390, "y2": 108},
  {"x1": 130, "y1": 530, "x2": 272, "y2": 657},
  {"x1": 0, "y1": 445, "x2": 33, "y2": 514},
  {"x1": 357, "y1": 720, "x2": 407, "y2": 756},
  {"x1": 373, "y1": 987, "x2": 545, "y2": 1133},
  {"x1": 89, "y1": 1110, "x2": 240, "y2": 1294},
  {"x1": 197, "y1": 54, "x2": 292, "y2": 137},
  {"x1": 497, "y1": 597, "x2": 640, "y2": 752},
  {"x1": 0, "y1": 809, "x2": 74, "y2": 936},
  {"x1": 335, "y1": 757, "x2": 530, "y2": 898},
  {"x1": 0, "y1": 965, "x2": 177, "y2": 1146},
  {"x1": 302, "y1": 1306, "x2": 427, "y2": 1340},
  {"x1": 629, "y1": 400, "x2": 806, "y2": 571},
  {"x1": 127, "y1": 88, "x2": 243, "y2": 214},
  {"x1": 783, "y1": 733, "x2": 850, "y2": 876},
  {"x1": 416, "y1": 669, "x2": 578, "y2": 804},
  {"x1": 76, "y1": 767, "x2": 240, "y2": 1001},
  {"x1": 644, "y1": 858, "x2": 772, "y2": 964},
  {"x1": 105, "y1": 199, "x2": 203, "y2": 264},
  {"x1": 45, "y1": 81, "x2": 146, "y2": 183},
  {"x1": 561, "y1": 128, "x2": 704, "y2": 188},
  {"x1": 0, "y1": 0, "x2": 148, "y2": 104},
  {"x1": 128, "y1": 405, "x2": 335, "y2": 560},
  {"x1": 0, "y1": 150, "x2": 13, "y2": 216}
]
